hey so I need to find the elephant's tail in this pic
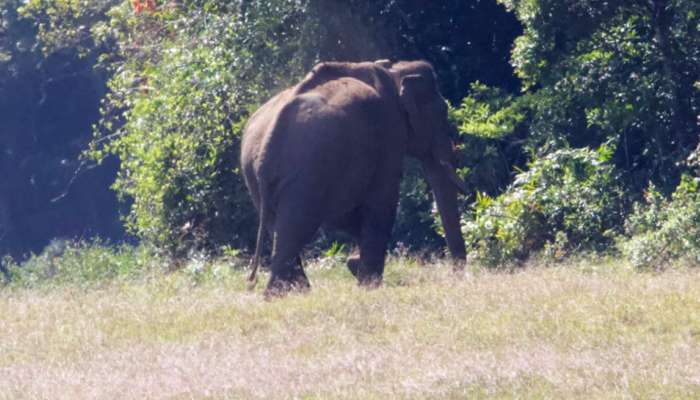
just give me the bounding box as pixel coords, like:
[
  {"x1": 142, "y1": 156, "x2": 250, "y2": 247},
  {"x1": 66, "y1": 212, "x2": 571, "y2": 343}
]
[{"x1": 247, "y1": 201, "x2": 266, "y2": 288}]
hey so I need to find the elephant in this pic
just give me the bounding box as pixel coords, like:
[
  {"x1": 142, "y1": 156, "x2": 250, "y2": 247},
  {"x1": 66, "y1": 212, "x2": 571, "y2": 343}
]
[{"x1": 241, "y1": 59, "x2": 467, "y2": 297}]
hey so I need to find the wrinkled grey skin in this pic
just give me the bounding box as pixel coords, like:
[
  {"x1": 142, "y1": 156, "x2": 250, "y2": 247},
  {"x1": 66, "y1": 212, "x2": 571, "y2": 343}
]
[{"x1": 241, "y1": 60, "x2": 467, "y2": 297}]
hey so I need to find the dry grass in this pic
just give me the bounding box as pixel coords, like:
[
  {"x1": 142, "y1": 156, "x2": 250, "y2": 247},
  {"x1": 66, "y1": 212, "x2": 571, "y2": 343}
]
[{"x1": 2, "y1": 258, "x2": 700, "y2": 399}]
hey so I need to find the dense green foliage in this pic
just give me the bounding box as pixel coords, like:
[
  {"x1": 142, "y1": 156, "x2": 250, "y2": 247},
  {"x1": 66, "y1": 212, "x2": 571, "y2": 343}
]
[
  {"x1": 452, "y1": 0, "x2": 700, "y2": 266},
  {"x1": 464, "y1": 148, "x2": 624, "y2": 265},
  {"x1": 624, "y1": 176, "x2": 700, "y2": 269},
  {"x1": 2, "y1": 0, "x2": 699, "y2": 269},
  {"x1": 497, "y1": 0, "x2": 700, "y2": 189}
]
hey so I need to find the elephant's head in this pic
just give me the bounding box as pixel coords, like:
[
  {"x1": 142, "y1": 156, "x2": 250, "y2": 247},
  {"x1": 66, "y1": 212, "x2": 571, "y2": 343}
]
[{"x1": 383, "y1": 60, "x2": 467, "y2": 261}]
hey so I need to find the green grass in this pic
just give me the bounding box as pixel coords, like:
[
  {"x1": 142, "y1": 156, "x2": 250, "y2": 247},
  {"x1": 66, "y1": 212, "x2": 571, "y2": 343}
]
[{"x1": 1, "y1": 250, "x2": 700, "y2": 399}]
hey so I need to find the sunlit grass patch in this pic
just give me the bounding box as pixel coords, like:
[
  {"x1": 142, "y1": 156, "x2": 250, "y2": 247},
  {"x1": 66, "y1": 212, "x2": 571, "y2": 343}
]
[{"x1": 1, "y1": 251, "x2": 700, "y2": 399}]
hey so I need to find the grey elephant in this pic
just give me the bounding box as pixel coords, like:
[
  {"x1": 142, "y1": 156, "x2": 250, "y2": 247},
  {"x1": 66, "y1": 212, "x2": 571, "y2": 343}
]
[{"x1": 241, "y1": 60, "x2": 467, "y2": 297}]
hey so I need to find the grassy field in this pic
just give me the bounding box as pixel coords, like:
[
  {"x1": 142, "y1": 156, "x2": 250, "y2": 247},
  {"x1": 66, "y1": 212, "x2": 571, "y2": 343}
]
[{"x1": 2, "y1": 257, "x2": 700, "y2": 399}]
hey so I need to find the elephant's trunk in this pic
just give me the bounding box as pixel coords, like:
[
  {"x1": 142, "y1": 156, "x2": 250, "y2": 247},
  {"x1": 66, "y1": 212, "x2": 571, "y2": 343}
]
[{"x1": 423, "y1": 158, "x2": 467, "y2": 263}]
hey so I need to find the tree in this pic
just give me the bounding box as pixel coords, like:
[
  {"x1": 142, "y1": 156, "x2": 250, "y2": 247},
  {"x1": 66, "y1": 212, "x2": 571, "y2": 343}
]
[{"x1": 498, "y1": 0, "x2": 700, "y2": 192}]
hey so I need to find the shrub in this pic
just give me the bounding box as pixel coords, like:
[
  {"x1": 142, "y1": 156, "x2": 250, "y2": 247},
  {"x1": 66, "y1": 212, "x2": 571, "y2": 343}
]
[
  {"x1": 3, "y1": 240, "x2": 158, "y2": 287},
  {"x1": 623, "y1": 176, "x2": 700, "y2": 269},
  {"x1": 463, "y1": 147, "x2": 625, "y2": 266}
]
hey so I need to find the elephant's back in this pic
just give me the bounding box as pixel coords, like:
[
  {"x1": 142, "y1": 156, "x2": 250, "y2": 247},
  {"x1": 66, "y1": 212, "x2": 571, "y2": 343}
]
[
  {"x1": 261, "y1": 80, "x2": 387, "y2": 212},
  {"x1": 244, "y1": 74, "x2": 402, "y2": 220},
  {"x1": 270, "y1": 80, "x2": 383, "y2": 164},
  {"x1": 244, "y1": 72, "x2": 390, "y2": 173}
]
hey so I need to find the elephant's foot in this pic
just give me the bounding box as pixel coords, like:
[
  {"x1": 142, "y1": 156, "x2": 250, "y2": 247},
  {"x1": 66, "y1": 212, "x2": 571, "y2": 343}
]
[
  {"x1": 349, "y1": 255, "x2": 384, "y2": 287},
  {"x1": 264, "y1": 273, "x2": 310, "y2": 300},
  {"x1": 451, "y1": 258, "x2": 467, "y2": 272},
  {"x1": 347, "y1": 256, "x2": 382, "y2": 287},
  {"x1": 357, "y1": 270, "x2": 383, "y2": 288}
]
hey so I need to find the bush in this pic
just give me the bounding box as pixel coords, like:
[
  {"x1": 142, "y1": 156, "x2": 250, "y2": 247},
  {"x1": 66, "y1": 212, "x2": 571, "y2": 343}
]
[
  {"x1": 0, "y1": 239, "x2": 253, "y2": 288},
  {"x1": 2, "y1": 240, "x2": 158, "y2": 287},
  {"x1": 623, "y1": 176, "x2": 700, "y2": 269},
  {"x1": 463, "y1": 147, "x2": 625, "y2": 266}
]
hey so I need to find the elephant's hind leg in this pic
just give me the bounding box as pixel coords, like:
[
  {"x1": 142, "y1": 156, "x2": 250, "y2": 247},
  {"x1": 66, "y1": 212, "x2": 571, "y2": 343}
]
[
  {"x1": 334, "y1": 204, "x2": 395, "y2": 286},
  {"x1": 265, "y1": 202, "x2": 321, "y2": 298}
]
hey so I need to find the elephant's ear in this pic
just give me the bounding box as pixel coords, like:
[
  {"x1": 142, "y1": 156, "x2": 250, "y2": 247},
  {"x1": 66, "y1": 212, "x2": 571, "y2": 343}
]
[{"x1": 400, "y1": 74, "x2": 435, "y2": 156}]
